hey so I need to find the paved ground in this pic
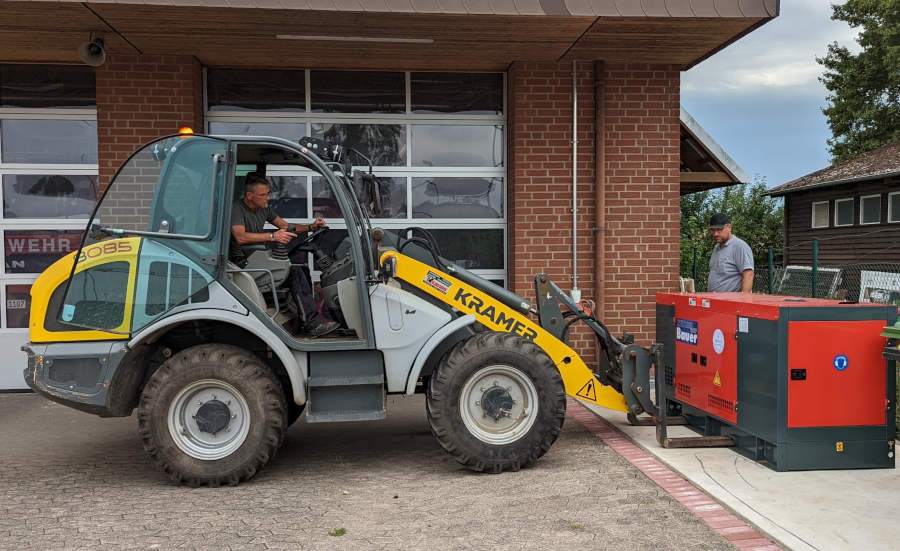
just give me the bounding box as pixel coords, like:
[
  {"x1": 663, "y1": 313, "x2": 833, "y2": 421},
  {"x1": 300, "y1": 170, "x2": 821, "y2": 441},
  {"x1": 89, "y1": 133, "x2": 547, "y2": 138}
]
[{"x1": 0, "y1": 393, "x2": 735, "y2": 550}]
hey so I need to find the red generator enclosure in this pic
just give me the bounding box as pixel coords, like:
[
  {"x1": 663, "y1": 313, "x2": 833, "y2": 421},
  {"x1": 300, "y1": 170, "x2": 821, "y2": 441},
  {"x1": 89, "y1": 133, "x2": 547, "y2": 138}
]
[{"x1": 656, "y1": 292, "x2": 896, "y2": 471}]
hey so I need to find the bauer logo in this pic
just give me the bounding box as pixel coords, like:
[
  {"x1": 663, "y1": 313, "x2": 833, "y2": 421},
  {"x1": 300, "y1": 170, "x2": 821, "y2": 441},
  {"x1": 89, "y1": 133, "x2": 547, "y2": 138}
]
[{"x1": 676, "y1": 319, "x2": 699, "y2": 345}]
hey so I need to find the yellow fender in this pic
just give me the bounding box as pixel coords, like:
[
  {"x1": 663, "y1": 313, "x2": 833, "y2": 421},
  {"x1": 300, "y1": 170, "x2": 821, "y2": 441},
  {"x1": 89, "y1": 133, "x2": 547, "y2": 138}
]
[{"x1": 383, "y1": 251, "x2": 628, "y2": 413}]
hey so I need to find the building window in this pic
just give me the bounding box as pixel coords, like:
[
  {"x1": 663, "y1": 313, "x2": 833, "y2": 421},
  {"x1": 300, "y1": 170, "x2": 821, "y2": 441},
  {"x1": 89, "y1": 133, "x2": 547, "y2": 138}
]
[
  {"x1": 811, "y1": 201, "x2": 829, "y2": 228},
  {"x1": 207, "y1": 69, "x2": 507, "y2": 284},
  {"x1": 889, "y1": 192, "x2": 900, "y2": 223},
  {"x1": 834, "y1": 198, "x2": 854, "y2": 226},
  {"x1": 0, "y1": 64, "x2": 98, "y2": 335},
  {"x1": 860, "y1": 194, "x2": 881, "y2": 225}
]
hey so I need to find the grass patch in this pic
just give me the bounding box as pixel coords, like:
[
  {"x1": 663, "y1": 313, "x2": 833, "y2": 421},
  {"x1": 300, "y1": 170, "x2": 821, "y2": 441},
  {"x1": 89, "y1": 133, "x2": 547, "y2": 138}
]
[{"x1": 329, "y1": 528, "x2": 347, "y2": 537}]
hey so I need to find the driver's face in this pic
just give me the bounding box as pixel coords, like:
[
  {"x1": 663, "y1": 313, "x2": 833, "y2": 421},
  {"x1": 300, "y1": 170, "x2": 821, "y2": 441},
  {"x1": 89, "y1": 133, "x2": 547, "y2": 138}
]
[{"x1": 246, "y1": 183, "x2": 270, "y2": 210}]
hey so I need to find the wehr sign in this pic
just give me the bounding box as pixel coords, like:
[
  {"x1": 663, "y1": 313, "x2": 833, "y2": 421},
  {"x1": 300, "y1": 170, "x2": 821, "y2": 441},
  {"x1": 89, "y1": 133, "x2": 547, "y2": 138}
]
[{"x1": 4, "y1": 231, "x2": 83, "y2": 274}]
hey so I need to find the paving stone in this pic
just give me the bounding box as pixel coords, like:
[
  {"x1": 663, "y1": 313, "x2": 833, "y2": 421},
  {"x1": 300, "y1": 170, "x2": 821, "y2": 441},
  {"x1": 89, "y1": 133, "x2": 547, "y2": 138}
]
[{"x1": 0, "y1": 393, "x2": 737, "y2": 550}]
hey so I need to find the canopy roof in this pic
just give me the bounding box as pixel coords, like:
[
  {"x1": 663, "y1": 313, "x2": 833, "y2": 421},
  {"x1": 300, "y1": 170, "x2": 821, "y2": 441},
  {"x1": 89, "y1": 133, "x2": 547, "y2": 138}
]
[{"x1": 1, "y1": 0, "x2": 778, "y2": 70}]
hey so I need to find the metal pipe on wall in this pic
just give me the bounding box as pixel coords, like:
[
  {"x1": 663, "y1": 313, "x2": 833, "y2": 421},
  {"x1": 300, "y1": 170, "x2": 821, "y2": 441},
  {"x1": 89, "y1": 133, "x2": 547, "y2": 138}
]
[
  {"x1": 571, "y1": 59, "x2": 581, "y2": 302},
  {"x1": 594, "y1": 61, "x2": 606, "y2": 316}
]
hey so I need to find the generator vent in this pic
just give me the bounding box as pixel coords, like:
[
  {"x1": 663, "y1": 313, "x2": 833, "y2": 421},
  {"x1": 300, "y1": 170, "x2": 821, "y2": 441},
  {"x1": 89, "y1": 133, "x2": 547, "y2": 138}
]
[
  {"x1": 676, "y1": 383, "x2": 691, "y2": 398},
  {"x1": 664, "y1": 364, "x2": 674, "y2": 386},
  {"x1": 708, "y1": 395, "x2": 734, "y2": 412}
]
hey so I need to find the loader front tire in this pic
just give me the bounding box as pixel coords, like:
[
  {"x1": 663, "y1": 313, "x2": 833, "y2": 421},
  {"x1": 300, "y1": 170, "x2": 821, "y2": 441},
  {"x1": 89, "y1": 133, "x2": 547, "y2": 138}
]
[
  {"x1": 426, "y1": 331, "x2": 566, "y2": 473},
  {"x1": 137, "y1": 344, "x2": 287, "y2": 487}
]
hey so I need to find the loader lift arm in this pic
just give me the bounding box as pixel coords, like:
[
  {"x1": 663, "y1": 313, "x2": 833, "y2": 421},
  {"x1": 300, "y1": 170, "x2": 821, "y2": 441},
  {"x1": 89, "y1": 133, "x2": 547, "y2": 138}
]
[{"x1": 382, "y1": 250, "x2": 659, "y2": 415}]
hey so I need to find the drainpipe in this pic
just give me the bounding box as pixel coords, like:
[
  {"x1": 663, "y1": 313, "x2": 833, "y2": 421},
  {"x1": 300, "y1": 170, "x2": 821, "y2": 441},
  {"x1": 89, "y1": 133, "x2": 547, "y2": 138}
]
[
  {"x1": 571, "y1": 60, "x2": 581, "y2": 302},
  {"x1": 593, "y1": 61, "x2": 606, "y2": 316}
]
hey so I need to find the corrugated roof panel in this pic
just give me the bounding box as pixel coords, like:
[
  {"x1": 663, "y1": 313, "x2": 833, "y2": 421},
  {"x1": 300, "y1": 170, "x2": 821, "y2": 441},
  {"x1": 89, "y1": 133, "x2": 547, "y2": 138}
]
[
  {"x1": 666, "y1": 0, "x2": 693, "y2": 17},
  {"x1": 642, "y1": 0, "x2": 670, "y2": 17},
  {"x1": 691, "y1": 0, "x2": 719, "y2": 17},
  {"x1": 715, "y1": 0, "x2": 743, "y2": 17},
  {"x1": 588, "y1": 0, "x2": 620, "y2": 16}
]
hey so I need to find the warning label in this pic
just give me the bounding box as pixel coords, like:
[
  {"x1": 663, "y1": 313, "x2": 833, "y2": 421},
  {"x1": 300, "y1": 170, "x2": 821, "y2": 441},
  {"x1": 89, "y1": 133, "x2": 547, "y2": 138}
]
[
  {"x1": 713, "y1": 371, "x2": 722, "y2": 387},
  {"x1": 575, "y1": 379, "x2": 597, "y2": 401}
]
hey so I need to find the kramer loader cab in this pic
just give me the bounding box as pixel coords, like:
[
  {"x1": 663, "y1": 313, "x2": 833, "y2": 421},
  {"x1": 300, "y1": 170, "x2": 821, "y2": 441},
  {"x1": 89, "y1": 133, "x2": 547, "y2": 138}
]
[{"x1": 24, "y1": 133, "x2": 659, "y2": 486}]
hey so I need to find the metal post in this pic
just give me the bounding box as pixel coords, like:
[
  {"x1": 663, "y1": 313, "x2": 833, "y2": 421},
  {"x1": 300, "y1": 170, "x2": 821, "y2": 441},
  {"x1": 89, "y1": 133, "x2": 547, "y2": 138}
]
[
  {"x1": 812, "y1": 239, "x2": 819, "y2": 298},
  {"x1": 768, "y1": 248, "x2": 774, "y2": 294}
]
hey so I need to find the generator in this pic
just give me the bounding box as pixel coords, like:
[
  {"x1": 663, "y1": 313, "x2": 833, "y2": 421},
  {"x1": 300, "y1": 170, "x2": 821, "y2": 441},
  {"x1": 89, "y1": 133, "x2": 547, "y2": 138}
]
[{"x1": 656, "y1": 292, "x2": 897, "y2": 471}]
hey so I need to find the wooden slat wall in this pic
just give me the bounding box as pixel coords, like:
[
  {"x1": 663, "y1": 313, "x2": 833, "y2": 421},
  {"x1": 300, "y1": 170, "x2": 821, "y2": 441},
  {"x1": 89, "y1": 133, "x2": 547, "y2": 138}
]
[{"x1": 783, "y1": 176, "x2": 900, "y2": 265}]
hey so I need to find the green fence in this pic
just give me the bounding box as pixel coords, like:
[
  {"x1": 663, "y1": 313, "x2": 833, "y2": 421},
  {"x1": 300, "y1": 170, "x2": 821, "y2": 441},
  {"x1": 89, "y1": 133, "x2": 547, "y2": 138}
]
[{"x1": 688, "y1": 240, "x2": 900, "y2": 304}]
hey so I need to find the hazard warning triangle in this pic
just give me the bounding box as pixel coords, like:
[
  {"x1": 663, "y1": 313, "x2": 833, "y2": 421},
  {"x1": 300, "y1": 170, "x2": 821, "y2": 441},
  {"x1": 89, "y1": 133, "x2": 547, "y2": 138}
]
[
  {"x1": 713, "y1": 371, "x2": 722, "y2": 387},
  {"x1": 576, "y1": 379, "x2": 597, "y2": 401}
]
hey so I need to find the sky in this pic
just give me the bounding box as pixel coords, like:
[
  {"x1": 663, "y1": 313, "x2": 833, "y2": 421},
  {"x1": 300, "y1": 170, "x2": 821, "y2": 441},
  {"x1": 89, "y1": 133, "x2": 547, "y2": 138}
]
[{"x1": 681, "y1": 0, "x2": 862, "y2": 188}]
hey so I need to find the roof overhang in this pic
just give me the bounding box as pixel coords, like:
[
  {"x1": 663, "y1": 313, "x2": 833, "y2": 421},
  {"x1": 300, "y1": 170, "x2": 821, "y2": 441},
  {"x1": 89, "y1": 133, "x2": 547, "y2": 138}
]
[
  {"x1": 767, "y1": 170, "x2": 900, "y2": 197},
  {"x1": 679, "y1": 107, "x2": 748, "y2": 195},
  {"x1": 0, "y1": 0, "x2": 778, "y2": 71}
]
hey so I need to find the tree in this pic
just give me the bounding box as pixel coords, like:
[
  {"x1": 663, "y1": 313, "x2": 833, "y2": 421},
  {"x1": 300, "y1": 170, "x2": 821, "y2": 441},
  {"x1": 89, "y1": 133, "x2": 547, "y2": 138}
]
[
  {"x1": 680, "y1": 178, "x2": 784, "y2": 292},
  {"x1": 818, "y1": 0, "x2": 900, "y2": 163}
]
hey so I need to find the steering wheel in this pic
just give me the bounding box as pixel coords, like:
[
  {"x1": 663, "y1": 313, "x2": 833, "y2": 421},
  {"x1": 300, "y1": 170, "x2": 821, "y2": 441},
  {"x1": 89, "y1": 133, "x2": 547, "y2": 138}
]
[
  {"x1": 277, "y1": 225, "x2": 330, "y2": 258},
  {"x1": 299, "y1": 226, "x2": 330, "y2": 246}
]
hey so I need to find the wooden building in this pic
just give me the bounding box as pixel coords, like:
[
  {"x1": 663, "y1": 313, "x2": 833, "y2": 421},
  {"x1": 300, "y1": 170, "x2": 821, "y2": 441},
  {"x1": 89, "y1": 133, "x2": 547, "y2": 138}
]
[{"x1": 768, "y1": 142, "x2": 900, "y2": 265}]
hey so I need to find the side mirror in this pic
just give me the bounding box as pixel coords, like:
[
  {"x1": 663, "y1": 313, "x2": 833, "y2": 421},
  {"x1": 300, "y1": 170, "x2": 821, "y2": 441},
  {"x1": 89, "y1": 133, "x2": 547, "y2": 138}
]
[{"x1": 381, "y1": 256, "x2": 396, "y2": 282}]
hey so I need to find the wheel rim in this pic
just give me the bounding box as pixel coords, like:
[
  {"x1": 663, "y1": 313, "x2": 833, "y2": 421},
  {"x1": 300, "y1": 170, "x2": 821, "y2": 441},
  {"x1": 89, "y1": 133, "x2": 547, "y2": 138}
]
[
  {"x1": 167, "y1": 379, "x2": 251, "y2": 461},
  {"x1": 459, "y1": 364, "x2": 539, "y2": 445}
]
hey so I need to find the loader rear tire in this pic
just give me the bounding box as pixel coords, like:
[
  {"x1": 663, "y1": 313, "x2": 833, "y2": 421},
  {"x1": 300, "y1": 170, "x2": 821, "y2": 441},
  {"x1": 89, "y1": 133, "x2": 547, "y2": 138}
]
[
  {"x1": 426, "y1": 331, "x2": 566, "y2": 473},
  {"x1": 137, "y1": 344, "x2": 287, "y2": 487}
]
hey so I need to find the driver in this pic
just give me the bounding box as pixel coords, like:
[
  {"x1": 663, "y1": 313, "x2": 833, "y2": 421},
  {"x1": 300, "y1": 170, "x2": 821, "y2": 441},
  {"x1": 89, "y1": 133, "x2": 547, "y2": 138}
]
[{"x1": 230, "y1": 173, "x2": 339, "y2": 338}]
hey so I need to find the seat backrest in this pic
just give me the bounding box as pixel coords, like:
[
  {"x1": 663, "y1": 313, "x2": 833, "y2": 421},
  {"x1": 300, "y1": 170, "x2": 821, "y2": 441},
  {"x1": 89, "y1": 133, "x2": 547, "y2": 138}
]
[{"x1": 226, "y1": 262, "x2": 267, "y2": 311}]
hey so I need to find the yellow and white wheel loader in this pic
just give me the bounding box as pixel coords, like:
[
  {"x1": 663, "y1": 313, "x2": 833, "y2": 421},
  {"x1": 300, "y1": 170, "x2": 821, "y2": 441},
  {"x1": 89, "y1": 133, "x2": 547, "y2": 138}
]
[{"x1": 23, "y1": 133, "x2": 658, "y2": 486}]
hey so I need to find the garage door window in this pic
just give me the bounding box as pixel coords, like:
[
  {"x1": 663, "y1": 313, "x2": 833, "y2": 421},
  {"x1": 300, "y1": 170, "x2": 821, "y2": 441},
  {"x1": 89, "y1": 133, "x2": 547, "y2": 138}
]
[
  {"x1": 0, "y1": 64, "x2": 98, "y2": 331},
  {"x1": 207, "y1": 69, "x2": 507, "y2": 285}
]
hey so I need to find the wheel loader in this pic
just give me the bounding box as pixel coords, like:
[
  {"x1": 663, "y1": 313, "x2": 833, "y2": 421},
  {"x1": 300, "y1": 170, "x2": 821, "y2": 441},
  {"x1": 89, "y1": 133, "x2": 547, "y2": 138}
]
[{"x1": 23, "y1": 132, "x2": 659, "y2": 486}]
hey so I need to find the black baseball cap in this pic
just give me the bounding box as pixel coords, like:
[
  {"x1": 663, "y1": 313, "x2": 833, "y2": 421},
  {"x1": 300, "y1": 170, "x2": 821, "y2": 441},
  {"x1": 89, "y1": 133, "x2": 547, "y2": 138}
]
[{"x1": 709, "y1": 213, "x2": 731, "y2": 228}]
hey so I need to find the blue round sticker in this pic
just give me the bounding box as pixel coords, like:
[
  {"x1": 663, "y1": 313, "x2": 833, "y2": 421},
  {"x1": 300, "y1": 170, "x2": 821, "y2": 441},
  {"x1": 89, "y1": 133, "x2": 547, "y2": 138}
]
[{"x1": 833, "y1": 354, "x2": 849, "y2": 371}]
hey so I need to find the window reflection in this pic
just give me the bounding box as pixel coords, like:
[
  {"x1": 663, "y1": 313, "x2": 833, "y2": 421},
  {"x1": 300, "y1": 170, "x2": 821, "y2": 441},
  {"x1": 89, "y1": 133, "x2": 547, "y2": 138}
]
[
  {"x1": 411, "y1": 72, "x2": 502, "y2": 115},
  {"x1": 412, "y1": 177, "x2": 502, "y2": 219},
  {"x1": 2, "y1": 175, "x2": 98, "y2": 219},
  {"x1": 209, "y1": 122, "x2": 306, "y2": 142},
  {"x1": 267, "y1": 176, "x2": 308, "y2": 219},
  {"x1": 1, "y1": 120, "x2": 98, "y2": 164},
  {"x1": 411, "y1": 125, "x2": 503, "y2": 167},
  {"x1": 429, "y1": 229, "x2": 503, "y2": 270},
  {"x1": 311, "y1": 71, "x2": 404, "y2": 113},
  {"x1": 351, "y1": 175, "x2": 406, "y2": 219},
  {"x1": 5, "y1": 284, "x2": 31, "y2": 328},
  {"x1": 1, "y1": 64, "x2": 96, "y2": 109},
  {"x1": 311, "y1": 123, "x2": 406, "y2": 166},
  {"x1": 5, "y1": 230, "x2": 83, "y2": 274},
  {"x1": 207, "y1": 69, "x2": 305, "y2": 111}
]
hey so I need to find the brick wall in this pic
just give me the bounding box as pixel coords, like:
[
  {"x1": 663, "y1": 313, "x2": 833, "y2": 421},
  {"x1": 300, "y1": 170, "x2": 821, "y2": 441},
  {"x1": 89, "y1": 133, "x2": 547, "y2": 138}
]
[
  {"x1": 509, "y1": 61, "x2": 680, "y2": 358},
  {"x1": 96, "y1": 54, "x2": 203, "y2": 188}
]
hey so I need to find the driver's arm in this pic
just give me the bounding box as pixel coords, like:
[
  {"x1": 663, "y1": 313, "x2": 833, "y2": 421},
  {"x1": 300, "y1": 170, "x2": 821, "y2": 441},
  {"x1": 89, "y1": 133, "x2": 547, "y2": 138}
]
[
  {"x1": 231, "y1": 224, "x2": 295, "y2": 245},
  {"x1": 272, "y1": 216, "x2": 327, "y2": 234}
]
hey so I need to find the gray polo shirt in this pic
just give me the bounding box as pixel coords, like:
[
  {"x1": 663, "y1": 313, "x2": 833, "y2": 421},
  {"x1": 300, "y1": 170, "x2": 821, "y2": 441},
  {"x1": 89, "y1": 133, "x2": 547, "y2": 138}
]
[
  {"x1": 229, "y1": 200, "x2": 278, "y2": 265},
  {"x1": 708, "y1": 235, "x2": 754, "y2": 292}
]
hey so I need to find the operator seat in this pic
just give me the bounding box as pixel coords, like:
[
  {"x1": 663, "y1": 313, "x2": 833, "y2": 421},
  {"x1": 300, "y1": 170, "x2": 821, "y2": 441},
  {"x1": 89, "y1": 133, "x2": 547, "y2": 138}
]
[{"x1": 226, "y1": 261, "x2": 267, "y2": 311}]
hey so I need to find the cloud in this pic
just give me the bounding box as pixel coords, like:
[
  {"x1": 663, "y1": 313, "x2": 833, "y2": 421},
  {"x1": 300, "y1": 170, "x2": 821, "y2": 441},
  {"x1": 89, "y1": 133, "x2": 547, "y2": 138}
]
[{"x1": 682, "y1": 0, "x2": 861, "y2": 98}]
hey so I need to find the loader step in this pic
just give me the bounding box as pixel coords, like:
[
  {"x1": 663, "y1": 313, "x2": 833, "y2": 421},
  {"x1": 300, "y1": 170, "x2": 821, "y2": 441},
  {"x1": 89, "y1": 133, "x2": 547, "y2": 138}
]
[
  {"x1": 306, "y1": 409, "x2": 386, "y2": 423},
  {"x1": 306, "y1": 350, "x2": 385, "y2": 423},
  {"x1": 308, "y1": 375, "x2": 384, "y2": 387}
]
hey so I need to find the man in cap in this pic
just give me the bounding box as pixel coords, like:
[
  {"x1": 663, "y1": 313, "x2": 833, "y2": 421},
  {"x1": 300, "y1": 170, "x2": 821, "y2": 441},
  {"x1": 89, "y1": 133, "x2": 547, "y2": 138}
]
[{"x1": 708, "y1": 213, "x2": 754, "y2": 293}]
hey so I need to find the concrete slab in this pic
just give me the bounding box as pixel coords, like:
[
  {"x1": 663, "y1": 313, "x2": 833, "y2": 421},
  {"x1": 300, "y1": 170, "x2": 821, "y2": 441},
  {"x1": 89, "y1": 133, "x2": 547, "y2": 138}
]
[{"x1": 579, "y1": 401, "x2": 900, "y2": 551}]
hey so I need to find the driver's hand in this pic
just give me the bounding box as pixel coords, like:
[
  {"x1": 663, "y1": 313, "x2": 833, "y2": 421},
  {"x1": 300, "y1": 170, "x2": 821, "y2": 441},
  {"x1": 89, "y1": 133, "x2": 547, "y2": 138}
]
[
  {"x1": 310, "y1": 217, "x2": 326, "y2": 230},
  {"x1": 273, "y1": 229, "x2": 297, "y2": 244}
]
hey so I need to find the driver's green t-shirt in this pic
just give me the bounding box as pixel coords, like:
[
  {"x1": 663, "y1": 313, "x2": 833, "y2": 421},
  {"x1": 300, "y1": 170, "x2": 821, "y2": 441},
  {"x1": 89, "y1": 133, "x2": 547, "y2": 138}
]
[{"x1": 229, "y1": 200, "x2": 278, "y2": 266}]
